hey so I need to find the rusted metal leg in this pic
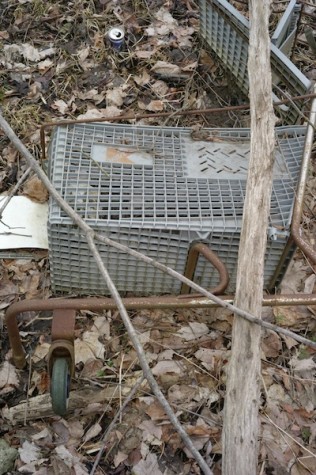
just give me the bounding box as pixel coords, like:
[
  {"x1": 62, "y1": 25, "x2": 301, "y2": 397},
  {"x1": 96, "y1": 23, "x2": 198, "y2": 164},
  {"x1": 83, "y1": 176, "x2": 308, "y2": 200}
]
[
  {"x1": 47, "y1": 309, "x2": 76, "y2": 377},
  {"x1": 6, "y1": 310, "x2": 26, "y2": 369},
  {"x1": 180, "y1": 242, "x2": 229, "y2": 295}
]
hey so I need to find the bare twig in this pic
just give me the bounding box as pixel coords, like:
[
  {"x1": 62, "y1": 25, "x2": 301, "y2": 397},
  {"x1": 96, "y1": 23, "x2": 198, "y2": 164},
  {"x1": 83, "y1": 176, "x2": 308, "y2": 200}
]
[
  {"x1": 0, "y1": 110, "x2": 213, "y2": 475},
  {"x1": 263, "y1": 413, "x2": 316, "y2": 459},
  {"x1": 0, "y1": 165, "x2": 32, "y2": 220},
  {"x1": 24, "y1": 356, "x2": 32, "y2": 426},
  {"x1": 86, "y1": 233, "x2": 214, "y2": 475},
  {"x1": 1, "y1": 109, "x2": 316, "y2": 473},
  {"x1": 1, "y1": 111, "x2": 316, "y2": 351},
  {"x1": 273, "y1": 84, "x2": 315, "y2": 130},
  {"x1": 39, "y1": 92, "x2": 316, "y2": 159},
  {"x1": 2, "y1": 109, "x2": 313, "y2": 352},
  {"x1": 89, "y1": 376, "x2": 145, "y2": 475},
  {"x1": 94, "y1": 232, "x2": 316, "y2": 349}
]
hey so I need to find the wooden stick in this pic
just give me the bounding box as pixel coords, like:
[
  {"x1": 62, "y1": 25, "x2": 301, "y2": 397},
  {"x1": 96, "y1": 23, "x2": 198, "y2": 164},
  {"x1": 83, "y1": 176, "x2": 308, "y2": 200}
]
[{"x1": 222, "y1": 1, "x2": 276, "y2": 473}]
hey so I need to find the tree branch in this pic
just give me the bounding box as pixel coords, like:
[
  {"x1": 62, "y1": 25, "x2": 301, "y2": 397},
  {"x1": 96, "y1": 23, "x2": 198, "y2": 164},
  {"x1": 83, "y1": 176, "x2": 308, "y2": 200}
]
[
  {"x1": 0, "y1": 109, "x2": 213, "y2": 475},
  {"x1": 94, "y1": 232, "x2": 316, "y2": 349},
  {"x1": 1, "y1": 107, "x2": 315, "y2": 473},
  {"x1": 0, "y1": 166, "x2": 32, "y2": 221},
  {"x1": 90, "y1": 376, "x2": 145, "y2": 475},
  {"x1": 1, "y1": 110, "x2": 315, "y2": 351},
  {"x1": 86, "y1": 233, "x2": 214, "y2": 474}
]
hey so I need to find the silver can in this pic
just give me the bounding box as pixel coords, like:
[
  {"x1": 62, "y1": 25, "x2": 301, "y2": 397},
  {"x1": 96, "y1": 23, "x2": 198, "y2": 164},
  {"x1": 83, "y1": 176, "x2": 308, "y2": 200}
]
[{"x1": 108, "y1": 27, "x2": 125, "y2": 50}]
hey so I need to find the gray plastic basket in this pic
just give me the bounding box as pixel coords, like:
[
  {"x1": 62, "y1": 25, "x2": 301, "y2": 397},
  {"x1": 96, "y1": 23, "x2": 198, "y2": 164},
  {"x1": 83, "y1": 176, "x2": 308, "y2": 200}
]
[
  {"x1": 271, "y1": 0, "x2": 301, "y2": 55},
  {"x1": 199, "y1": 0, "x2": 311, "y2": 123},
  {"x1": 48, "y1": 123, "x2": 306, "y2": 295}
]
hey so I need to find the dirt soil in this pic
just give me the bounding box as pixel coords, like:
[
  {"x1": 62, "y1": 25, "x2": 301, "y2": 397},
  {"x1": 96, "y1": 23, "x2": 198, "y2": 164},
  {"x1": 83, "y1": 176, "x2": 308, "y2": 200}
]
[{"x1": 0, "y1": 1, "x2": 316, "y2": 474}]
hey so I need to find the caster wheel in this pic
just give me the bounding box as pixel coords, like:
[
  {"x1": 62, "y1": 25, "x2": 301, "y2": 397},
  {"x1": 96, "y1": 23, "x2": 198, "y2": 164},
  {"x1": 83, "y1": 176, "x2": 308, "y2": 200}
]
[{"x1": 50, "y1": 357, "x2": 71, "y2": 416}]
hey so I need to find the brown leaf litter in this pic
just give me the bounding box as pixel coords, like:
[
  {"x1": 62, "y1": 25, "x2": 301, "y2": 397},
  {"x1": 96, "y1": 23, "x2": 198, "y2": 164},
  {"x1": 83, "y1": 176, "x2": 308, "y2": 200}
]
[{"x1": 0, "y1": 1, "x2": 316, "y2": 474}]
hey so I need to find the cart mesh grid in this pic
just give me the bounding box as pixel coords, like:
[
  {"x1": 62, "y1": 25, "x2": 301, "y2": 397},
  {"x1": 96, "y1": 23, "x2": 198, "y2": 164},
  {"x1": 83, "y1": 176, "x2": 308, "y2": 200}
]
[
  {"x1": 199, "y1": 0, "x2": 311, "y2": 124},
  {"x1": 48, "y1": 123, "x2": 306, "y2": 295}
]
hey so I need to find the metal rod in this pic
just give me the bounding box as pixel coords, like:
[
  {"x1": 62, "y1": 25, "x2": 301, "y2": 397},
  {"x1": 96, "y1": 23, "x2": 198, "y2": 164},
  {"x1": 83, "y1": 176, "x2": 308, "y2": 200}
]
[
  {"x1": 180, "y1": 243, "x2": 229, "y2": 295},
  {"x1": 39, "y1": 92, "x2": 316, "y2": 160},
  {"x1": 6, "y1": 293, "x2": 316, "y2": 369},
  {"x1": 291, "y1": 85, "x2": 316, "y2": 264}
]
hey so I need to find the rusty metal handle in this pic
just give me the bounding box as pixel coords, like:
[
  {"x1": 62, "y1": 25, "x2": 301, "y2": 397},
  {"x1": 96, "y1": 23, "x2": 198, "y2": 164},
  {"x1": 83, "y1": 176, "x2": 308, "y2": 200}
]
[
  {"x1": 6, "y1": 293, "x2": 316, "y2": 369},
  {"x1": 180, "y1": 242, "x2": 229, "y2": 295}
]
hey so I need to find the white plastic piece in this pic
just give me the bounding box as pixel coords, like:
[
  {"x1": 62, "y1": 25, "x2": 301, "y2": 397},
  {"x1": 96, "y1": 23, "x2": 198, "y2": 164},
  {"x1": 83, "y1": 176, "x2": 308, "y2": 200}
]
[{"x1": 0, "y1": 196, "x2": 48, "y2": 249}]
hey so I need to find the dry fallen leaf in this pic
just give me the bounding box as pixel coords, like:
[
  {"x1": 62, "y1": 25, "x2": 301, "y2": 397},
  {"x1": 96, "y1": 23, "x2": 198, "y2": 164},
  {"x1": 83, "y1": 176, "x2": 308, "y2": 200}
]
[
  {"x1": 106, "y1": 86, "x2": 126, "y2": 107},
  {"x1": 267, "y1": 383, "x2": 292, "y2": 405},
  {"x1": 139, "y1": 420, "x2": 162, "y2": 441},
  {"x1": 77, "y1": 46, "x2": 90, "y2": 65},
  {"x1": 151, "y1": 61, "x2": 181, "y2": 76},
  {"x1": 23, "y1": 176, "x2": 49, "y2": 203},
  {"x1": 304, "y1": 274, "x2": 316, "y2": 294},
  {"x1": 32, "y1": 342, "x2": 50, "y2": 364},
  {"x1": 134, "y1": 70, "x2": 151, "y2": 86},
  {"x1": 289, "y1": 356, "x2": 316, "y2": 374},
  {"x1": 75, "y1": 331, "x2": 105, "y2": 364},
  {"x1": 0, "y1": 279, "x2": 18, "y2": 299},
  {"x1": 144, "y1": 400, "x2": 168, "y2": 421},
  {"x1": 281, "y1": 334, "x2": 299, "y2": 349},
  {"x1": 37, "y1": 58, "x2": 53, "y2": 71},
  {"x1": 135, "y1": 49, "x2": 156, "y2": 59},
  {"x1": 273, "y1": 306, "x2": 309, "y2": 327},
  {"x1": 51, "y1": 99, "x2": 69, "y2": 115},
  {"x1": 145, "y1": 100, "x2": 164, "y2": 112},
  {"x1": 132, "y1": 452, "x2": 164, "y2": 475},
  {"x1": 77, "y1": 106, "x2": 122, "y2": 120},
  {"x1": 261, "y1": 330, "x2": 282, "y2": 358},
  {"x1": 176, "y1": 322, "x2": 209, "y2": 341},
  {"x1": 280, "y1": 259, "x2": 309, "y2": 293},
  {"x1": 55, "y1": 445, "x2": 79, "y2": 467},
  {"x1": 67, "y1": 420, "x2": 84, "y2": 443},
  {"x1": 168, "y1": 384, "x2": 199, "y2": 404},
  {"x1": 91, "y1": 316, "x2": 110, "y2": 338},
  {"x1": 77, "y1": 88, "x2": 105, "y2": 104},
  {"x1": 151, "y1": 360, "x2": 183, "y2": 376},
  {"x1": 114, "y1": 451, "x2": 128, "y2": 468},
  {"x1": 194, "y1": 348, "x2": 214, "y2": 364},
  {"x1": 80, "y1": 358, "x2": 103, "y2": 378},
  {"x1": 83, "y1": 423, "x2": 102, "y2": 443},
  {"x1": 181, "y1": 420, "x2": 211, "y2": 459},
  {"x1": 29, "y1": 370, "x2": 49, "y2": 395},
  {"x1": 0, "y1": 361, "x2": 19, "y2": 395},
  {"x1": 18, "y1": 440, "x2": 42, "y2": 463}
]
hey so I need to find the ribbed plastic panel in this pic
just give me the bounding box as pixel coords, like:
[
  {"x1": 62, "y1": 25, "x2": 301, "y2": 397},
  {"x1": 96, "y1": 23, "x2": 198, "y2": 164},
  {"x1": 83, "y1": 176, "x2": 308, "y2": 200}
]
[
  {"x1": 48, "y1": 123, "x2": 306, "y2": 295},
  {"x1": 272, "y1": 0, "x2": 301, "y2": 54},
  {"x1": 199, "y1": 0, "x2": 311, "y2": 123},
  {"x1": 48, "y1": 225, "x2": 293, "y2": 295}
]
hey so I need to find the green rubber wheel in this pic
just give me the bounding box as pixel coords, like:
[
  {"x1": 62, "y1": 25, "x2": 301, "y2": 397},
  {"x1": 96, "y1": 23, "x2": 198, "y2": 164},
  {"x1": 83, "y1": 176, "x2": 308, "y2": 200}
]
[{"x1": 50, "y1": 357, "x2": 70, "y2": 416}]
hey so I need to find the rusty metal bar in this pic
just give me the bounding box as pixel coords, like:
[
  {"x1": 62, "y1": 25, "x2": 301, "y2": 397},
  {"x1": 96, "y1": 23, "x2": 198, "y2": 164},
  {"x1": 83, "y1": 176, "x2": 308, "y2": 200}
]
[
  {"x1": 6, "y1": 293, "x2": 316, "y2": 369},
  {"x1": 181, "y1": 243, "x2": 229, "y2": 295},
  {"x1": 39, "y1": 92, "x2": 316, "y2": 160},
  {"x1": 291, "y1": 85, "x2": 316, "y2": 265}
]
